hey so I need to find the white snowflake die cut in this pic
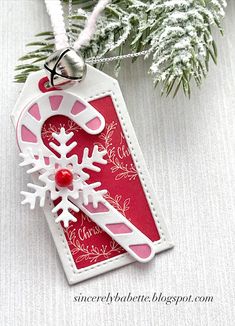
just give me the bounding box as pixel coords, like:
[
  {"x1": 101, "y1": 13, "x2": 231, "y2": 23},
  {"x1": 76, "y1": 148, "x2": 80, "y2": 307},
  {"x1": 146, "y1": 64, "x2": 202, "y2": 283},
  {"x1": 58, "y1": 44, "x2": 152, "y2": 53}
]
[{"x1": 20, "y1": 128, "x2": 107, "y2": 227}]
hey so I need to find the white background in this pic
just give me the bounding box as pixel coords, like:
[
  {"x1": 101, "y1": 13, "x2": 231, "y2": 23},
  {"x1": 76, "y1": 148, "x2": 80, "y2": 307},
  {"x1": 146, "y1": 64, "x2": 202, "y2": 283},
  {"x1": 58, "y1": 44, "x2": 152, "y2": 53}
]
[{"x1": 0, "y1": 1, "x2": 235, "y2": 325}]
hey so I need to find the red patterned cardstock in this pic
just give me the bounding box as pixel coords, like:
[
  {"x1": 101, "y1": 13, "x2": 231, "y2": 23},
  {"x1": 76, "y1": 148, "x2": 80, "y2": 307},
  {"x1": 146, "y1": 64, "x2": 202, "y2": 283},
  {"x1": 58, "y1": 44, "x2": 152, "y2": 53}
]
[
  {"x1": 42, "y1": 95, "x2": 160, "y2": 268},
  {"x1": 12, "y1": 67, "x2": 173, "y2": 283}
]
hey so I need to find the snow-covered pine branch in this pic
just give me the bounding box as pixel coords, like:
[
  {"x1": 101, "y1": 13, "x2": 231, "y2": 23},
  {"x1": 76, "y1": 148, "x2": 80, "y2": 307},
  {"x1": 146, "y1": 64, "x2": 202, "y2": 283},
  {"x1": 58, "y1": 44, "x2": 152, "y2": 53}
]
[{"x1": 15, "y1": 0, "x2": 227, "y2": 96}]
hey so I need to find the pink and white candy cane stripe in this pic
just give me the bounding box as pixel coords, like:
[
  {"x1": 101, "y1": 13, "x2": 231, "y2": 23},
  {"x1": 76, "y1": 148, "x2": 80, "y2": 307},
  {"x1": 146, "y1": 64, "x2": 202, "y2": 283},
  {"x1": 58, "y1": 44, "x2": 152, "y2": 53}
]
[
  {"x1": 17, "y1": 91, "x2": 155, "y2": 263},
  {"x1": 17, "y1": 91, "x2": 105, "y2": 158},
  {"x1": 71, "y1": 196, "x2": 155, "y2": 263}
]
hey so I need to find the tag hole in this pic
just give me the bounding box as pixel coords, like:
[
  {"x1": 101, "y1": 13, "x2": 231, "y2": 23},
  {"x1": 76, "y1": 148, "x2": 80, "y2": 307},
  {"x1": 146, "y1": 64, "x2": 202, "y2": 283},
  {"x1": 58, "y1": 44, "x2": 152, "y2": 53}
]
[{"x1": 44, "y1": 81, "x2": 51, "y2": 89}]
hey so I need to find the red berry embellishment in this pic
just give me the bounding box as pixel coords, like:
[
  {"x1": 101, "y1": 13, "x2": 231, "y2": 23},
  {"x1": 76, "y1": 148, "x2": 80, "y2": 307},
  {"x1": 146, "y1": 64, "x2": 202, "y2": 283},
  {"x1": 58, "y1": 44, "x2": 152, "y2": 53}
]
[{"x1": 55, "y1": 168, "x2": 73, "y2": 188}]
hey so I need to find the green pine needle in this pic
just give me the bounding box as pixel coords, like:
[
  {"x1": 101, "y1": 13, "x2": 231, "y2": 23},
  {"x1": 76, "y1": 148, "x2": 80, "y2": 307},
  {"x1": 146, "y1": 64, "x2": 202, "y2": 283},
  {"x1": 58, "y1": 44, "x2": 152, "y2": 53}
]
[{"x1": 14, "y1": 0, "x2": 227, "y2": 97}]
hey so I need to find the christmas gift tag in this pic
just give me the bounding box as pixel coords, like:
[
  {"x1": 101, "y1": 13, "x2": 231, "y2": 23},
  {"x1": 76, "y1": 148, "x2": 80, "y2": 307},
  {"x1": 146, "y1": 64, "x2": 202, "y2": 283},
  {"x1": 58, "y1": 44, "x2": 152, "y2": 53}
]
[{"x1": 12, "y1": 65, "x2": 173, "y2": 284}]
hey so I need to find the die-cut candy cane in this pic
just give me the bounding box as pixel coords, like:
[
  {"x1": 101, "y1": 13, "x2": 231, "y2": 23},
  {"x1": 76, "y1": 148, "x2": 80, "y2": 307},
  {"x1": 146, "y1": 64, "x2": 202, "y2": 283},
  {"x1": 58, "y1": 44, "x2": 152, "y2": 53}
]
[{"x1": 17, "y1": 91, "x2": 155, "y2": 263}]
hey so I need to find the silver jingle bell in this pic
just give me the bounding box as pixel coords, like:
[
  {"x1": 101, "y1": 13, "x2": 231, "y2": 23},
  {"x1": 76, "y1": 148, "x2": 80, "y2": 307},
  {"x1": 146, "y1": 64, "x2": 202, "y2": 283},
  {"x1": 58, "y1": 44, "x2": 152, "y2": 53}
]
[{"x1": 44, "y1": 48, "x2": 87, "y2": 88}]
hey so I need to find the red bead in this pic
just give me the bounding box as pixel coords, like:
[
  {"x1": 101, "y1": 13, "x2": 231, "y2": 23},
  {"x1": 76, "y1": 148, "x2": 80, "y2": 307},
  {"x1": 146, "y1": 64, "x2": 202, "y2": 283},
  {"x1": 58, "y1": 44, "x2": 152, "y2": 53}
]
[{"x1": 55, "y1": 168, "x2": 73, "y2": 188}]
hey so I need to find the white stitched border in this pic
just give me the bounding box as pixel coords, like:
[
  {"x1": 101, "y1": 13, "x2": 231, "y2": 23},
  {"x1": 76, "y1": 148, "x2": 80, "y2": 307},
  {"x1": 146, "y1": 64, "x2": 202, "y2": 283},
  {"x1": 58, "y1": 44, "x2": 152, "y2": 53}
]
[{"x1": 47, "y1": 89, "x2": 166, "y2": 275}]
